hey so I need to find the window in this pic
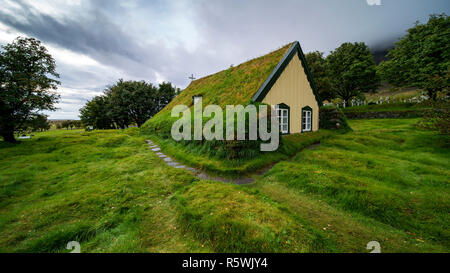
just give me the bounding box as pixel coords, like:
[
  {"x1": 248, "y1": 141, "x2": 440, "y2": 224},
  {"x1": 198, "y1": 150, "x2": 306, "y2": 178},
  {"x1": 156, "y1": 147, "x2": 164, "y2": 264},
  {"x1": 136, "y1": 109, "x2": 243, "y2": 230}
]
[
  {"x1": 276, "y1": 104, "x2": 289, "y2": 134},
  {"x1": 302, "y1": 107, "x2": 312, "y2": 132},
  {"x1": 193, "y1": 95, "x2": 202, "y2": 104}
]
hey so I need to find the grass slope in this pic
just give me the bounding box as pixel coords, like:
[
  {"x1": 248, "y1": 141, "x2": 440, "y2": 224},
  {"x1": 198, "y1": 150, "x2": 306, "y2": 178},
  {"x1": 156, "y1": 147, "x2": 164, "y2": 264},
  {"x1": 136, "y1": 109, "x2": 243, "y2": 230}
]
[
  {"x1": 0, "y1": 129, "x2": 206, "y2": 252},
  {"x1": 158, "y1": 43, "x2": 293, "y2": 115},
  {"x1": 146, "y1": 130, "x2": 337, "y2": 177},
  {"x1": 0, "y1": 118, "x2": 448, "y2": 252},
  {"x1": 254, "y1": 118, "x2": 449, "y2": 251}
]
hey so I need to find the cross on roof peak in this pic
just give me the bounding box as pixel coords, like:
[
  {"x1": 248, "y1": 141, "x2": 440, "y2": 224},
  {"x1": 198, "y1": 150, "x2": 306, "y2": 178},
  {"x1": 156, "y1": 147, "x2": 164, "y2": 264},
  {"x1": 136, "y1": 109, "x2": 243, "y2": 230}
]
[{"x1": 188, "y1": 74, "x2": 196, "y2": 81}]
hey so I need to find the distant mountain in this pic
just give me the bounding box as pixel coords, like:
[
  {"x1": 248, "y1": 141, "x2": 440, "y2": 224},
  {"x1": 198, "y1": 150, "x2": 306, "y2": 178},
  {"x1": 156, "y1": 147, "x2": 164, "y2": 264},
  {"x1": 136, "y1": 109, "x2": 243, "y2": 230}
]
[
  {"x1": 372, "y1": 49, "x2": 390, "y2": 64},
  {"x1": 370, "y1": 38, "x2": 396, "y2": 64}
]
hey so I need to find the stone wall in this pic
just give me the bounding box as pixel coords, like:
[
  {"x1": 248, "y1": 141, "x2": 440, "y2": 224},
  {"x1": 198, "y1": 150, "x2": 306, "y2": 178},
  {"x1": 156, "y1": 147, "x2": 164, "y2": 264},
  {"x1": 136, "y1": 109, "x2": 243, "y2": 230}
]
[{"x1": 343, "y1": 110, "x2": 424, "y2": 119}]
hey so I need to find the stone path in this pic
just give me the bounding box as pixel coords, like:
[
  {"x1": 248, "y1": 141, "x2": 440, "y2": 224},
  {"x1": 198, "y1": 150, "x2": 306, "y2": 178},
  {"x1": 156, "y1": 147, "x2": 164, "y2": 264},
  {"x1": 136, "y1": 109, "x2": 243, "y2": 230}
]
[
  {"x1": 145, "y1": 140, "x2": 256, "y2": 184},
  {"x1": 146, "y1": 139, "x2": 321, "y2": 185}
]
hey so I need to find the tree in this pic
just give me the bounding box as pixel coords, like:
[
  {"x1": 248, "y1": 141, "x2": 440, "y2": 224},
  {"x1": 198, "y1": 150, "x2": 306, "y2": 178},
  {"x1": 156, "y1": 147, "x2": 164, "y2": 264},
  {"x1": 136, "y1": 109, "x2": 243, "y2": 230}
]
[
  {"x1": 305, "y1": 51, "x2": 333, "y2": 101},
  {"x1": 326, "y1": 42, "x2": 379, "y2": 105},
  {"x1": 0, "y1": 37, "x2": 60, "y2": 143},
  {"x1": 377, "y1": 14, "x2": 450, "y2": 100},
  {"x1": 80, "y1": 80, "x2": 177, "y2": 129},
  {"x1": 106, "y1": 80, "x2": 177, "y2": 127},
  {"x1": 61, "y1": 120, "x2": 70, "y2": 130},
  {"x1": 79, "y1": 96, "x2": 115, "y2": 129},
  {"x1": 72, "y1": 120, "x2": 83, "y2": 129},
  {"x1": 27, "y1": 114, "x2": 51, "y2": 132},
  {"x1": 17, "y1": 114, "x2": 50, "y2": 134}
]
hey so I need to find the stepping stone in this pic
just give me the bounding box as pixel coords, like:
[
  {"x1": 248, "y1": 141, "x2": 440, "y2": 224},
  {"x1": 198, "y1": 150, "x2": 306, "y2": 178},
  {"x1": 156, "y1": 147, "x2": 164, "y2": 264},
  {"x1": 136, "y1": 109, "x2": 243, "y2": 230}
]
[
  {"x1": 152, "y1": 147, "x2": 161, "y2": 152},
  {"x1": 163, "y1": 157, "x2": 172, "y2": 162},
  {"x1": 146, "y1": 140, "x2": 153, "y2": 144},
  {"x1": 167, "y1": 162, "x2": 180, "y2": 167},
  {"x1": 185, "y1": 167, "x2": 196, "y2": 172},
  {"x1": 196, "y1": 172, "x2": 211, "y2": 180},
  {"x1": 213, "y1": 176, "x2": 232, "y2": 183},
  {"x1": 233, "y1": 177, "x2": 254, "y2": 185},
  {"x1": 175, "y1": 165, "x2": 186, "y2": 169},
  {"x1": 150, "y1": 145, "x2": 158, "y2": 148},
  {"x1": 156, "y1": 152, "x2": 167, "y2": 158}
]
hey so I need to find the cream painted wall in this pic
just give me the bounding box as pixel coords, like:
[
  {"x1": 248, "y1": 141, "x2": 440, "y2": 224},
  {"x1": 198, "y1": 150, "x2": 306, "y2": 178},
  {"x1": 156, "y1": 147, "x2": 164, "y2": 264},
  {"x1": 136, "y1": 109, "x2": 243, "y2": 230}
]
[{"x1": 262, "y1": 52, "x2": 319, "y2": 133}]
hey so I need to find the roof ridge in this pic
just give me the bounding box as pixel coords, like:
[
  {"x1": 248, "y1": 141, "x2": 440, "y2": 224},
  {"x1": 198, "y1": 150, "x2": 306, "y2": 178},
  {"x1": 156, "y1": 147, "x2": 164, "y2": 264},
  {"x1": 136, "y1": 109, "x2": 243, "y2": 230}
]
[{"x1": 188, "y1": 42, "x2": 295, "y2": 85}]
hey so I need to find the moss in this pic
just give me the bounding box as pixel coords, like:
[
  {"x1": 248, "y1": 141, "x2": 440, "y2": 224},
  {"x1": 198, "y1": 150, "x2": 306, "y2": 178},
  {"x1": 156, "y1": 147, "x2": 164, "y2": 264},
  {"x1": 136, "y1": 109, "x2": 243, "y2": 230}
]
[{"x1": 158, "y1": 43, "x2": 293, "y2": 114}]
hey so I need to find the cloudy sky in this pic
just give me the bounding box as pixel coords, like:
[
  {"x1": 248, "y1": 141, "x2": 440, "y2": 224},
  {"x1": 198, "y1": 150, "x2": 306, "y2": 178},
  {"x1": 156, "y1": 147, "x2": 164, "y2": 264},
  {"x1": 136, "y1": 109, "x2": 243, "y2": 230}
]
[{"x1": 0, "y1": 0, "x2": 448, "y2": 119}]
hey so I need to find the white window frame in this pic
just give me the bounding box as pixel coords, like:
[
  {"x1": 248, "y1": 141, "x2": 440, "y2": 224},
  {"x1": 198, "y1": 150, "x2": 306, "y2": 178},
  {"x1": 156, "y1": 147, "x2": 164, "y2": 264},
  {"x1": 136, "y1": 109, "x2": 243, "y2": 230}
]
[
  {"x1": 276, "y1": 105, "x2": 289, "y2": 134},
  {"x1": 302, "y1": 109, "x2": 312, "y2": 132}
]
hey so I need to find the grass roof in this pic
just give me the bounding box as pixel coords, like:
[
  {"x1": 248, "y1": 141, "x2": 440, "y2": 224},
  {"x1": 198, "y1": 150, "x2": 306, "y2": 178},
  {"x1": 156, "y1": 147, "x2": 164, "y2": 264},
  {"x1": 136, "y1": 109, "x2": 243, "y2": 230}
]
[{"x1": 158, "y1": 42, "x2": 294, "y2": 115}]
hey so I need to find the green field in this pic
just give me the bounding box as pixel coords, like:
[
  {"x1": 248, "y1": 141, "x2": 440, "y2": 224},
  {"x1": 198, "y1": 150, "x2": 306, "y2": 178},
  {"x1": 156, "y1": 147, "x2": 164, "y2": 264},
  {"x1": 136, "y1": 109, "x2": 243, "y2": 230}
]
[{"x1": 0, "y1": 118, "x2": 448, "y2": 252}]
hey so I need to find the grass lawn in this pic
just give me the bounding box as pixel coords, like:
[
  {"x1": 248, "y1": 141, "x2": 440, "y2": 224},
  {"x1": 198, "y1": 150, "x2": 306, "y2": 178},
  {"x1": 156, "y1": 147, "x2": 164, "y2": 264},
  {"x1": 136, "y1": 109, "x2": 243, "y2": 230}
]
[{"x1": 0, "y1": 118, "x2": 448, "y2": 252}]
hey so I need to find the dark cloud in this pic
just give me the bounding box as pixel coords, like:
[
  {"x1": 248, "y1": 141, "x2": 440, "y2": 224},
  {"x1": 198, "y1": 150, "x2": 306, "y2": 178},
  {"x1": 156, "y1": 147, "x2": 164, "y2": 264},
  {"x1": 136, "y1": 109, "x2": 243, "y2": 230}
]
[{"x1": 0, "y1": 0, "x2": 449, "y2": 118}]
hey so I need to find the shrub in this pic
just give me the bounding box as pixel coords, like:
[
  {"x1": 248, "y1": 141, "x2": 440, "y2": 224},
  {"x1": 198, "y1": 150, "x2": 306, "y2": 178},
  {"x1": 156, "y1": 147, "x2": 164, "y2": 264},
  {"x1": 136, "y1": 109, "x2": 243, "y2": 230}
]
[
  {"x1": 319, "y1": 106, "x2": 352, "y2": 131},
  {"x1": 417, "y1": 101, "x2": 450, "y2": 135}
]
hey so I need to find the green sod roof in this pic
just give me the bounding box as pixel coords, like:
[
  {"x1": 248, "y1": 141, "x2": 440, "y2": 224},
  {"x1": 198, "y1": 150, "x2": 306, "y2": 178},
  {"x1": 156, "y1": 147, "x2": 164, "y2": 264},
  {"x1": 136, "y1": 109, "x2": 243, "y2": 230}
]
[{"x1": 158, "y1": 42, "x2": 294, "y2": 114}]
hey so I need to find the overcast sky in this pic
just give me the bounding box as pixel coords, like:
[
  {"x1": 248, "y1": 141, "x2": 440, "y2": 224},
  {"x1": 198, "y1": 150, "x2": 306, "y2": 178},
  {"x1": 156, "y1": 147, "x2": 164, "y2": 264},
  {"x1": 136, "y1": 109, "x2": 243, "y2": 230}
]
[{"x1": 0, "y1": 0, "x2": 448, "y2": 119}]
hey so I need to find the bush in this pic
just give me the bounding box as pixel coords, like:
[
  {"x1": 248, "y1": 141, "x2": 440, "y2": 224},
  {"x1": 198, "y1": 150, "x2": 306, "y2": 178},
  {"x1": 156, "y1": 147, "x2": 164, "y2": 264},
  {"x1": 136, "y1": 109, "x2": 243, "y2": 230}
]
[
  {"x1": 319, "y1": 106, "x2": 352, "y2": 131},
  {"x1": 417, "y1": 101, "x2": 450, "y2": 135}
]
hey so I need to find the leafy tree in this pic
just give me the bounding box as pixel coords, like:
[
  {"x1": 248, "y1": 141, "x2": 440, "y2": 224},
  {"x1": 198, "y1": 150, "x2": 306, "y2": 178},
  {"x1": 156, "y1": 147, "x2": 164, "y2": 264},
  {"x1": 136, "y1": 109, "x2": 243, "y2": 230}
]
[
  {"x1": 326, "y1": 42, "x2": 379, "y2": 105},
  {"x1": 61, "y1": 120, "x2": 71, "y2": 130},
  {"x1": 72, "y1": 120, "x2": 83, "y2": 129},
  {"x1": 79, "y1": 96, "x2": 115, "y2": 129},
  {"x1": 104, "y1": 82, "x2": 133, "y2": 129},
  {"x1": 27, "y1": 114, "x2": 51, "y2": 132},
  {"x1": 0, "y1": 37, "x2": 60, "y2": 142},
  {"x1": 377, "y1": 14, "x2": 450, "y2": 100},
  {"x1": 305, "y1": 51, "x2": 333, "y2": 101},
  {"x1": 17, "y1": 114, "x2": 50, "y2": 134},
  {"x1": 60, "y1": 120, "x2": 83, "y2": 130},
  {"x1": 106, "y1": 80, "x2": 177, "y2": 127},
  {"x1": 80, "y1": 80, "x2": 177, "y2": 129},
  {"x1": 157, "y1": 82, "x2": 179, "y2": 112}
]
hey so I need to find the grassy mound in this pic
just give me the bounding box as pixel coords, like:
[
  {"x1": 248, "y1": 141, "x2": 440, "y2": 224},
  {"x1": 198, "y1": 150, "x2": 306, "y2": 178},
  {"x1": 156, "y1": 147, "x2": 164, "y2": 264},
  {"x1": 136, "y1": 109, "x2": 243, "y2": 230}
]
[
  {"x1": 319, "y1": 106, "x2": 352, "y2": 131},
  {"x1": 1, "y1": 118, "x2": 448, "y2": 252},
  {"x1": 144, "y1": 129, "x2": 336, "y2": 177},
  {"x1": 265, "y1": 118, "x2": 450, "y2": 247}
]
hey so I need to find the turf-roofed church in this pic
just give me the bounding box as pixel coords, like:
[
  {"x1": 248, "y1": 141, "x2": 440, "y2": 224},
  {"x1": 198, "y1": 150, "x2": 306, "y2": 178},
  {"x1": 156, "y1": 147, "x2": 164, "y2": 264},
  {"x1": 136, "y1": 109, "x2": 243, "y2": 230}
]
[{"x1": 160, "y1": 41, "x2": 321, "y2": 134}]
